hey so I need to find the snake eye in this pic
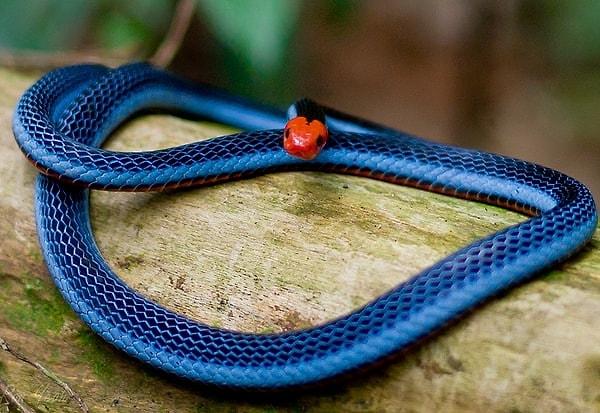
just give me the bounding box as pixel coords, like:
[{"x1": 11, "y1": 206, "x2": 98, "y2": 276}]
[
  {"x1": 284, "y1": 128, "x2": 291, "y2": 140},
  {"x1": 316, "y1": 135, "x2": 324, "y2": 147}
]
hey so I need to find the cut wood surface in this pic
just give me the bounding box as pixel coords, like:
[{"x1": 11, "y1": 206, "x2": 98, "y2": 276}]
[{"x1": 1, "y1": 67, "x2": 599, "y2": 412}]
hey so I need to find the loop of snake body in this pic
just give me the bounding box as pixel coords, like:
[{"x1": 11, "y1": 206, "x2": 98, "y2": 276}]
[{"x1": 12, "y1": 63, "x2": 597, "y2": 389}]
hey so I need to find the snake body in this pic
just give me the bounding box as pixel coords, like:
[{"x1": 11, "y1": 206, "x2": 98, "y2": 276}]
[{"x1": 13, "y1": 63, "x2": 597, "y2": 389}]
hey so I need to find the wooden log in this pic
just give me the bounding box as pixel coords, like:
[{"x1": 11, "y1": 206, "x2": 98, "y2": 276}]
[{"x1": 1, "y1": 67, "x2": 599, "y2": 412}]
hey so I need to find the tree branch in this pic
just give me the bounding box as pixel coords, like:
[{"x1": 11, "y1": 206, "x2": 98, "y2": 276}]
[
  {"x1": 0, "y1": 337, "x2": 89, "y2": 413},
  {"x1": 150, "y1": 0, "x2": 196, "y2": 68}
]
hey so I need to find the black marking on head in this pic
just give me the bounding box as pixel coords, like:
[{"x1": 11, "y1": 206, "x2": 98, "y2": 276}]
[{"x1": 293, "y1": 98, "x2": 326, "y2": 124}]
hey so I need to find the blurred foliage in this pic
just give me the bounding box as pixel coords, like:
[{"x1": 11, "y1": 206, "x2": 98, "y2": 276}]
[
  {"x1": 519, "y1": 0, "x2": 600, "y2": 66},
  {"x1": 0, "y1": 1, "x2": 92, "y2": 50},
  {"x1": 550, "y1": 0, "x2": 600, "y2": 65},
  {"x1": 0, "y1": 0, "x2": 310, "y2": 102},
  {"x1": 0, "y1": 0, "x2": 599, "y2": 106},
  {"x1": 0, "y1": 0, "x2": 171, "y2": 54},
  {"x1": 517, "y1": 0, "x2": 600, "y2": 141},
  {"x1": 195, "y1": 0, "x2": 303, "y2": 103},
  {"x1": 196, "y1": 0, "x2": 301, "y2": 76}
]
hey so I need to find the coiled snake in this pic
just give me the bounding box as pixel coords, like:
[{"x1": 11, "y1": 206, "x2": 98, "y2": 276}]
[{"x1": 13, "y1": 63, "x2": 597, "y2": 389}]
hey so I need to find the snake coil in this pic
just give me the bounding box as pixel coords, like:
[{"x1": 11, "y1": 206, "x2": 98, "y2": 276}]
[{"x1": 13, "y1": 63, "x2": 597, "y2": 389}]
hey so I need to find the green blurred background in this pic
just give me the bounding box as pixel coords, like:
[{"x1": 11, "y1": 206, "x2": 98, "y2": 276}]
[{"x1": 1, "y1": 0, "x2": 599, "y2": 202}]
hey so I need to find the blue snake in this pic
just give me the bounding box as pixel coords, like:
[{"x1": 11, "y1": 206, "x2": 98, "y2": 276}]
[{"x1": 12, "y1": 63, "x2": 598, "y2": 389}]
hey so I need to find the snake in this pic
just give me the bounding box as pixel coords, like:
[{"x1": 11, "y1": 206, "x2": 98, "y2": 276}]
[{"x1": 12, "y1": 62, "x2": 598, "y2": 389}]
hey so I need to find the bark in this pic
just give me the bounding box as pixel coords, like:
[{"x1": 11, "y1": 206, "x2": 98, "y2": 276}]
[{"x1": 1, "y1": 68, "x2": 599, "y2": 412}]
